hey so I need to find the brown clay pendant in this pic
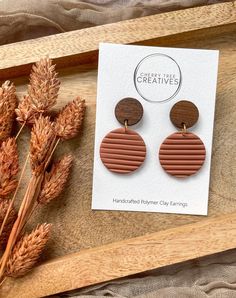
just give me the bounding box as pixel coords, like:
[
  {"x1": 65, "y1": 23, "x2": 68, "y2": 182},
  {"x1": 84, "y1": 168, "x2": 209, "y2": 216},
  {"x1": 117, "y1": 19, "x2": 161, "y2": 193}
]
[
  {"x1": 100, "y1": 98, "x2": 146, "y2": 174},
  {"x1": 159, "y1": 100, "x2": 206, "y2": 178}
]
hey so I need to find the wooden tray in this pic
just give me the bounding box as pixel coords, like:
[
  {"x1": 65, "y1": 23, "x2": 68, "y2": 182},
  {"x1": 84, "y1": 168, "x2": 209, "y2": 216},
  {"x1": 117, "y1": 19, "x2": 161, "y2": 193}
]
[{"x1": 1, "y1": 2, "x2": 236, "y2": 297}]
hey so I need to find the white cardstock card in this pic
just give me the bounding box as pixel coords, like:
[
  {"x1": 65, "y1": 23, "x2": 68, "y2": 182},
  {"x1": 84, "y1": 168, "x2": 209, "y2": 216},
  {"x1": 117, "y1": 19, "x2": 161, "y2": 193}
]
[{"x1": 92, "y1": 43, "x2": 219, "y2": 215}]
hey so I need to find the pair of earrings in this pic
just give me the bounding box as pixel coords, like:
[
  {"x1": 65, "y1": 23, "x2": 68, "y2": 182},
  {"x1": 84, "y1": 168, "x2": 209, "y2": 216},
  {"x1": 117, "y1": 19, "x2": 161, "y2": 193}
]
[{"x1": 100, "y1": 98, "x2": 206, "y2": 178}]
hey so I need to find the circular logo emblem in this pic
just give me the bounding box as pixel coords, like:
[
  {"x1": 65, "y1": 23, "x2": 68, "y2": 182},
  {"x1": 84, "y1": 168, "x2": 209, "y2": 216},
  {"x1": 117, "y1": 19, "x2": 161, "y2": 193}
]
[{"x1": 134, "y1": 54, "x2": 182, "y2": 103}]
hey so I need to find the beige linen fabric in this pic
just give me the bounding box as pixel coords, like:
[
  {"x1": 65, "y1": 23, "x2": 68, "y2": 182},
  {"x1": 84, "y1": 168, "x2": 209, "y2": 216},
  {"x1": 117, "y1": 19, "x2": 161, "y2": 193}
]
[
  {"x1": 56, "y1": 249, "x2": 236, "y2": 297},
  {"x1": 0, "y1": 0, "x2": 226, "y2": 45}
]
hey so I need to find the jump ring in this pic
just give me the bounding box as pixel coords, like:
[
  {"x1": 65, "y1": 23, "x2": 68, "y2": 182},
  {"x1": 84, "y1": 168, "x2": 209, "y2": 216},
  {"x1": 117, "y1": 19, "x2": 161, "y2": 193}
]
[
  {"x1": 124, "y1": 119, "x2": 128, "y2": 132},
  {"x1": 181, "y1": 123, "x2": 187, "y2": 135}
]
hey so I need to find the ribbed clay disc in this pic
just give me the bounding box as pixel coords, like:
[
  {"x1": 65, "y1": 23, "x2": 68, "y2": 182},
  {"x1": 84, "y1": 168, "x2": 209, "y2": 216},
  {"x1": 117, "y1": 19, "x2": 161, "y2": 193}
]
[
  {"x1": 159, "y1": 132, "x2": 206, "y2": 178},
  {"x1": 100, "y1": 128, "x2": 146, "y2": 174}
]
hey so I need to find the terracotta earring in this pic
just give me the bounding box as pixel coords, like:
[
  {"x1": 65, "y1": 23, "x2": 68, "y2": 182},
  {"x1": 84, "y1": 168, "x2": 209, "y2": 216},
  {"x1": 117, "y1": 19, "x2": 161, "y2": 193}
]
[
  {"x1": 159, "y1": 100, "x2": 206, "y2": 178},
  {"x1": 100, "y1": 98, "x2": 146, "y2": 174}
]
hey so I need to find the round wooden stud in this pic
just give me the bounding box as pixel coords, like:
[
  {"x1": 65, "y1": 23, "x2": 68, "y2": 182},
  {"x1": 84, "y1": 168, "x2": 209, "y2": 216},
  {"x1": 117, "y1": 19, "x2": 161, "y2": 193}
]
[
  {"x1": 159, "y1": 131, "x2": 206, "y2": 178},
  {"x1": 170, "y1": 100, "x2": 199, "y2": 129},
  {"x1": 115, "y1": 98, "x2": 143, "y2": 126},
  {"x1": 100, "y1": 128, "x2": 146, "y2": 174}
]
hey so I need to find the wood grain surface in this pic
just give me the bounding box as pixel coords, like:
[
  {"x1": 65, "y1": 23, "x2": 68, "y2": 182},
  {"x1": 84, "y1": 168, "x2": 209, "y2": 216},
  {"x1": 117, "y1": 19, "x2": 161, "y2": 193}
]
[
  {"x1": 115, "y1": 98, "x2": 143, "y2": 126},
  {"x1": 0, "y1": 2, "x2": 236, "y2": 297},
  {"x1": 2, "y1": 214, "x2": 236, "y2": 298},
  {"x1": 0, "y1": 2, "x2": 235, "y2": 79},
  {"x1": 170, "y1": 100, "x2": 199, "y2": 128}
]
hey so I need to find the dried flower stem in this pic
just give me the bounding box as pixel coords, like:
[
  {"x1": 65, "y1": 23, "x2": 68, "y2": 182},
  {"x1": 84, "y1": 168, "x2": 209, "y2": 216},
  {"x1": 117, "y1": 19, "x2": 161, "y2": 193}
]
[
  {"x1": 0, "y1": 59, "x2": 86, "y2": 283},
  {"x1": 15, "y1": 122, "x2": 26, "y2": 140},
  {"x1": 0, "y1": 138, "x2": 19, "y2": 197},
  {"x1": 0, "y1": 137, "x2": 58, "y2": 279},
  {"x1": 0, "y1": 152, "x2": 29, "y2": 239},
  {"x1": 20, "y1": 139, "x2": 63, "y2": 233},
  {"x1": 45, "y1": 138, "x2": 60, "y2": 170},
  {"x1": 0, "y1": 175, "x2": 42, "y2": 279},
  {"x1": 0, "y1": 277, "x2": 6, "y2": 287},
  {"x1": 23, "y1": 202, "x2": 39, "y2": 231},
  {"x1": 0, "y1": 199, "x2": 17, "y2": 249},
  {"x1": 1, "y1": 123, "x2": 30, "y2": 241}
]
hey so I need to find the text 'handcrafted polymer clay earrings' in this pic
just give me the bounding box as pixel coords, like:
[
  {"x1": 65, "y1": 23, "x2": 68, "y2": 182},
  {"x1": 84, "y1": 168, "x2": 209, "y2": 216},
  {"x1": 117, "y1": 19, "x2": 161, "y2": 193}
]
[
  {"x1": 100, "y1": 98, "x2": 146, "y2": 174},
  {"x1": 159, "y1": 100, "x2": 206, "y2": 178}
]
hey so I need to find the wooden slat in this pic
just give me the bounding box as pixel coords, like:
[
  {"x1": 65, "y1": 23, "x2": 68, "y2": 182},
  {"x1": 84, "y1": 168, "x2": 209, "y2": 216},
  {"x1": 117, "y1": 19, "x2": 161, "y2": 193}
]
[
  {"x1": 2, "y1": 213, "x2": 236, "y2": 298},
  {"x1": 0, "y1": 1, "x2": 235, "y2": 79}
]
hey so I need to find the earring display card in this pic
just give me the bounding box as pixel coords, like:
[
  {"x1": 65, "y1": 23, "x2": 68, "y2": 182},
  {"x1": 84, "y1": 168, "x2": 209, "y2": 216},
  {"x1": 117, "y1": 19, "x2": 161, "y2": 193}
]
[{"x1": 92, "y1": 43, "x2": 219, "y2": 216}]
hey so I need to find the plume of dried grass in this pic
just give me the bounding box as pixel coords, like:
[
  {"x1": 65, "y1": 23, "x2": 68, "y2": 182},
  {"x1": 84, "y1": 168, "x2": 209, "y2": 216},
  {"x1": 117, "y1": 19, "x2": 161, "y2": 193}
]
[
  {"x1": 0, "y1": 81, "x2": 17, "y2": 141},
  {"x1": 38, "y1": 155, "x2": 73, "y2": 205},
  {"x1": 28, "y1": 58, "x2": 60, "y2": 112},
  {"x1": 5, "y1": 223, "x2": 51, "y2": 278},
  {"x1": 0, "y1": 116, "x2": 55, "y2": 279},
  {"x1": 15, "y1": 95, "x2": 37, "y2": 125},
  {"x1": 0, "y1": 199, "x2": 17, "y2": 249},
  {"x1": 55, "y1": 97, "x2": 85, "y2": 140},
  {"x1": 15, "y1": 58, "x2": 60, "y2": 125},
  {"x1": 0, "y1": 59, "x2": 86, "y2": 283},
  {"x1": 30, "y1": 115, "x2": 55, "y2": 174},
  {"x1": 0, "y1": 138, "x2": 19, "y2": 197}
]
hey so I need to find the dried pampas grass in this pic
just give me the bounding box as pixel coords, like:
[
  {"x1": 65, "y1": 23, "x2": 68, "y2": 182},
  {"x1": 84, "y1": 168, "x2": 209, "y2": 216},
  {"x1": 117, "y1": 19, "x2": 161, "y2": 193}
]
[
  {"x1": 15, "y1": 58, "x2": 60, "y2": 126},
  {"x1": 6, "y1": 224, "x2": 51, "y2": 277},
  {"x1": 30, "y1": 116, "x2": 55, "y2": 174},
  {"x1": 0, "y1": 199, "x2": 17, "y2": 249},
  {"x1": 0, "y1": 81, "x2": 17, "y2": 141},
  {"x1": 0, "y1": 138, "x2": 19, "y2": 197},
  {"x1": 0, "y1": 57, "x2": 86, "y2": 285},
  {"x1": 15, "y1": 95, "x2": 36, "y2": 125},
  {"x1": 28, "y1": 58, "x2": 60, "y2": 112},
  {"x1": 55, "y1": 97, "x2": 85, "y2": 140},
  {"x1": 38, "y1": 155, "x2": 73, "y2": 205}
]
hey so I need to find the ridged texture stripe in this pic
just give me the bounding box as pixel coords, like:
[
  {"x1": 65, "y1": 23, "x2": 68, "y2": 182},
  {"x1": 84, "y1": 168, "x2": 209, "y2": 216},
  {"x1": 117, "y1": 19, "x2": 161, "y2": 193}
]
[
  {"x1": 159, "y1": 131, "x2": 206, "y2": 178},
  {"x1": 100, "y1": 128, "x2": 146, "y2": 174}
]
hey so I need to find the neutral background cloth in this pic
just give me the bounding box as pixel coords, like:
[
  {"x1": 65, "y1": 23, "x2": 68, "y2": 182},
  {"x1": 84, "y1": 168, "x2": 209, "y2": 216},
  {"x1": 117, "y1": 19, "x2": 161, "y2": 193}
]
[
  {"x1": 0, "y1": 0, "x2": 235, "y2": 297},
  {"x1": 55, "y1": 249, "x2": 236, "y2": 297},
  {"x1": 0, "y1": 0, "x2": 226, "y2": 45}
]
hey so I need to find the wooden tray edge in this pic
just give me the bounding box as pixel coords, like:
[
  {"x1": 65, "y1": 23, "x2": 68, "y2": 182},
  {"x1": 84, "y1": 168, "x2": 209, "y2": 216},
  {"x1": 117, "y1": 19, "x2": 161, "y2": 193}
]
[
  {"x1": 0, "y1": 1, "x2": 235, "y2": 80},
  {"x1": 2, "y1": 212, "x2": 236, "y2": 297}
]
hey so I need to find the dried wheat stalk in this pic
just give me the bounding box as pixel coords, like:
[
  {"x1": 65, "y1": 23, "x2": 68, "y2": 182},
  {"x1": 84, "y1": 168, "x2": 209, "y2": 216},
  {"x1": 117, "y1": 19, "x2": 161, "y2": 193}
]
[
  {"x1": 0, "y1": 138, "x2": 19, "y2": 197},
  {"x1": 38, "y1": 155, "x2": 73, "y2": 205},
  {"x1": 0, "y1": 58, "x2": 86, "y2": 284},
  {"x1": 15, "y1": 95, "x2": 37, "y2": 125},
  {"x1": 55, "y1": 97, "x2": 85, "y2": 140},
  {"x1": 15, "y1": 58, "x2": 60, "y2": 125},
  {"x1": 0, "y1": 199, "x2": 17, "y2": 249},
  {"x1": 0, "y1": 116, "x2": 55, "y2": 275},
  {"x1": 28, "y1": 58, "x2": 60, "y2": 112},
  {"x1": 0, "y1": 81, "x2": 17, "y2": 141},
  {"x1": 6, "y1": 224, "x2": 51, "y2": 277},
  {"x1": 30, "y1": 115, "x2": 55, "y2": 175}
]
